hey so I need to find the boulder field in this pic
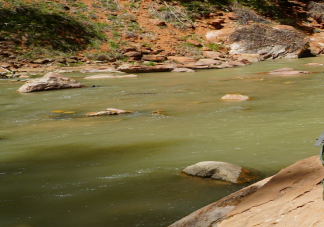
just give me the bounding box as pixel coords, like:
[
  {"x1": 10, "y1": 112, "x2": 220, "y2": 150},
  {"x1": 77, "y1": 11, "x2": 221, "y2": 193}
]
[{"x1": 170, "y1": 156, "x2": 324, "y2": 227}]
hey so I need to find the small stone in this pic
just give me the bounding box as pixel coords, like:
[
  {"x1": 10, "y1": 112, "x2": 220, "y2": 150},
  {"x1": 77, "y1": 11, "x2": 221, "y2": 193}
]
[
  {"x1": 152, "y1": 109, "x2": 163, "y2": 114},
  {"x1": 142, "y1": 55, "x2": 166, "y2": 62},
  {"x1": 171, "y1": 68, "x2": 196, "y2": 73},
  {"x1": 86, "y1": 111, "x2": 116, "y2": 117},
  {"x1": 105, "y1": 108, "x2": 133, "y2": 114},
  {"x1": 221, "y1": 94, "x2": 251, "y2": 101}
]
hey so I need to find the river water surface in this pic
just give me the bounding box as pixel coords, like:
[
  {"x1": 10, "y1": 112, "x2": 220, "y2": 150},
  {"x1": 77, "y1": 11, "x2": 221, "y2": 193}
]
[{"x1": 1, "y1": 57, "x2": 324, "y2": 227}]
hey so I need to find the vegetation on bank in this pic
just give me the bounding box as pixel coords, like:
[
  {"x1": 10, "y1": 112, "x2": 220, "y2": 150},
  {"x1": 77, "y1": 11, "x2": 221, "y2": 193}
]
[{"x1": 0, "y1": 0, "x2": 107, "y2": 60}]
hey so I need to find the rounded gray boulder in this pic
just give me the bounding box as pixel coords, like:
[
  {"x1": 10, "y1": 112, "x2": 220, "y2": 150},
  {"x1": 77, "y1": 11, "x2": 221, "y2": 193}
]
[{"x1": 182, "y1": 161, "x2": 259, "y2": 184}]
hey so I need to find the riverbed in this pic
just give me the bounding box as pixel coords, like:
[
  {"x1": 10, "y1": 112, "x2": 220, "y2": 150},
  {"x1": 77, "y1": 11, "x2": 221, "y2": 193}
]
[{"x1": 1, "y1": 57, "x2": 323, "y2": 227}]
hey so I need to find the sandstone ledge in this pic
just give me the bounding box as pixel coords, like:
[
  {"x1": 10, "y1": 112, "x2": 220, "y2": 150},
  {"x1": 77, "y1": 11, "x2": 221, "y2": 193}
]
[{"x1": 170, "y1": 156, "x2": 324, "y2": 227}]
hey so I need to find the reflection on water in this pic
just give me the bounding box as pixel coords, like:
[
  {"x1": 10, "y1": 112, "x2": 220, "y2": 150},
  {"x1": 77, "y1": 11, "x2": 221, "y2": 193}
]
[{"x1": 1, "y1": 57, "x2": 324, "y2": 227}]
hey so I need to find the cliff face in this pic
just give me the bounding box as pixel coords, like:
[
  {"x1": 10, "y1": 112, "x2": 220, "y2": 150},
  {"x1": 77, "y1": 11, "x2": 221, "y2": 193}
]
[{"x1": 170, "y1": 156, "x2": 324, "y2": 227}]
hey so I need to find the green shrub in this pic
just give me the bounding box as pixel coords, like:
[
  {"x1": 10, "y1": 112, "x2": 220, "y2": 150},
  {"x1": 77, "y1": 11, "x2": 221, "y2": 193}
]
[
  {"x1": 144, "y1": 61, "x2": 155, "y2": 66},
  {"x1": 205, "y1": 43, "x2": 220, "y2": 51},
  {"x1": 0, "y1": 1, "x2": 106, "y2": 59}
]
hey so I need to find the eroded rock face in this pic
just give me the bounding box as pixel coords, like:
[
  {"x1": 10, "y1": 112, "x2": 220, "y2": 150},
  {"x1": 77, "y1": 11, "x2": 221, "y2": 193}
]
[
  {"x1": 170, "y1": 156, "x2": 324, "y2": 227},
  {"x1": 17, "y1": 72, "x2": 85, "y2": 93},
  {"x1": 182, "y1": 161, "x2": 259, "y2": 184}
]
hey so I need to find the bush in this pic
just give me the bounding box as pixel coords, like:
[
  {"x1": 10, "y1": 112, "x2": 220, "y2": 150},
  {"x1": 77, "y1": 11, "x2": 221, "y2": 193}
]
[{"x1": 0, "y1": 1, "x2": 106, "y2": 59}]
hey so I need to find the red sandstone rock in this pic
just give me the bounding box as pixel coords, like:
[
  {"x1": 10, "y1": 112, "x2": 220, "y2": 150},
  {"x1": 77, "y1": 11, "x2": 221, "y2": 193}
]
[
  {"x1": 205, "y1": 28, "x2": 235, "y2": 42},
  {"x1": 203, "y1": 51, "x2": 224, "y2": 59},
  {"x1": 142, "y1": 55, "x2": 166, "y2": 62},
  {"x1": 196, "y1": 58, "x2": 221, "y2": 66},
  {"x1": 167, "y1": 56, "x2": 196, "y2": 64}
]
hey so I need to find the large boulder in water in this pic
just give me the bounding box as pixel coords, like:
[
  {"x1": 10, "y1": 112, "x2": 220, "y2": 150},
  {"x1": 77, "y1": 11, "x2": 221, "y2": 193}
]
[
  {"x1": 17, "y1": 72, "x2": 85, "y2": 93},
  {"x1": 182, "y1": 161, "x2": 259, "y2": 184}
]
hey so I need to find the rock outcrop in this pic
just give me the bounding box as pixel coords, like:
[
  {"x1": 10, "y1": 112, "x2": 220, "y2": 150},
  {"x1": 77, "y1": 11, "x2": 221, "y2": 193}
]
[
  {"x1": 17, "y1": 72, "x2": 85, "y2": 93},
  {"x1": 182, "y1": 161, "x2": 259, "y2": 184},
  {"x1": 229, "y1": 24, "x2": 310, "y2": 59},
  {"x1": 170, "y1": 156, "x2": 324, "y2": 227}
]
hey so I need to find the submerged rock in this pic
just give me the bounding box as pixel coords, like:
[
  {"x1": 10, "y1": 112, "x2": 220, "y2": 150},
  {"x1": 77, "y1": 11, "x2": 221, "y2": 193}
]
[
  {"x1": 86, "y1": 111, "x2": 117, "y2": 117},
  {"x1": 269, "y1": 70, "x2": 311, "y2": 75},
  {"x1": 105, "y1": 108, "x2": 133, "y2": 114},
  {"x1": 17, "y1": 72, "x2": 85, "y2": 93},
  {"x1": 305, "y1": 63, "x2": 323, "y2": 66},
  {"x1": 84, "y1": 74, "x2": 139, "y2": 79},
  {"x1": 86, "y1": 108, "x2": 133, "y2": 117},
  {"x1": 182, "y1": 161, "x2": 259, "y2": 184},
  {"x1": 152, "y1": 109, "x2": 163, "y2": 114},
  {"x1": 171, "y1": 156, "x2": 324, "y2": 227}
]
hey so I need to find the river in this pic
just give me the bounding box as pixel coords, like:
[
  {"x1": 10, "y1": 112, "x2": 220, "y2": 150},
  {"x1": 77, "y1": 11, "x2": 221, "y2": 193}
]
[{"x1": 1, "y1": 57, "x2": 324, "y2": 227}]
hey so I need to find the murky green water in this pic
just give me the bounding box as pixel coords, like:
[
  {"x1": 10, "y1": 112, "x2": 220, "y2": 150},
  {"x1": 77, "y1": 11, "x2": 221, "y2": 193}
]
[{"x1": 1, "y1": 57, "x2": 324, "y2": 227}]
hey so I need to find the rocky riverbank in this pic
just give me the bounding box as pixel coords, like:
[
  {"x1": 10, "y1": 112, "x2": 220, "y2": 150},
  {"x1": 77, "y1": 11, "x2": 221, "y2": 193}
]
[{"x1": 2, "y1": 0, "x2": 324, "y2": 80}]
